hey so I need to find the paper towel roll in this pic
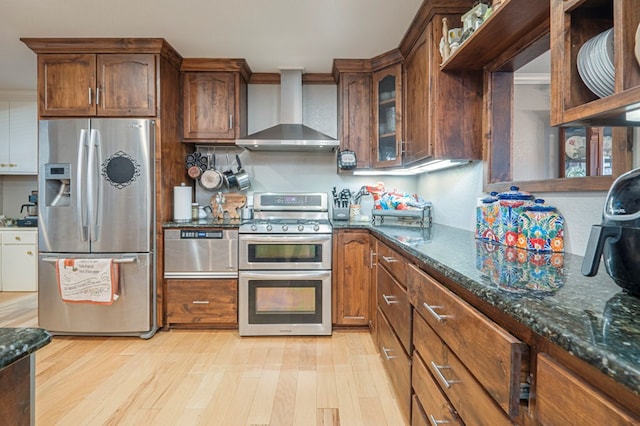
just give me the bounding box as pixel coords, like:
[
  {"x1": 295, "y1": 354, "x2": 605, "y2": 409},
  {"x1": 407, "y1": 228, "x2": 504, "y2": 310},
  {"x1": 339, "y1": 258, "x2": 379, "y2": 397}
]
[{"x1": 173, "y1": 184, "x2": 192, "y2": 222}]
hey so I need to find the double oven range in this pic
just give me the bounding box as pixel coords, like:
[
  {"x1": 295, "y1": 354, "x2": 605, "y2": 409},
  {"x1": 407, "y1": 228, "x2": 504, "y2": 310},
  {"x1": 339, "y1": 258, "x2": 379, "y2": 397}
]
[{"x1": 238, "y1": 192, "x2": 332, "y2": 336}]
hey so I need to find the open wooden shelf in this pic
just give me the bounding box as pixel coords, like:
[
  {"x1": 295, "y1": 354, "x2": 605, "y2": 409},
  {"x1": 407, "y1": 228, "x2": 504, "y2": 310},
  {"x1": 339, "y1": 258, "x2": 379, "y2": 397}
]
[{"x1": 440, "y1": 0, "x2": 550, "y2": 71}]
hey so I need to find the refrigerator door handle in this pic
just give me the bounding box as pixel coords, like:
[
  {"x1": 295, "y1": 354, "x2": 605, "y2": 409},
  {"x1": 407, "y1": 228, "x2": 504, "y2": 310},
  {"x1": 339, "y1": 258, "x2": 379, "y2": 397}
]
[
  {"x1": 87, "y1": 129, "x2": 103, "y2": 242},
  {"x1": 76, "y1": 129, "x2": 89, "y2": 241}
]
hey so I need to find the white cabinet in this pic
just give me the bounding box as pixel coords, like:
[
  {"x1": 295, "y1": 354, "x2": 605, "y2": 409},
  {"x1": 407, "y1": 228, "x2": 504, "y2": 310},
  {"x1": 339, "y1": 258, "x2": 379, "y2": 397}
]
[
  {"x1": 1, "y1": 229, "x2": 37, "y2": 291},
  {"x1": 0, "y1": 100, "x2": 38, "y2": 174}
]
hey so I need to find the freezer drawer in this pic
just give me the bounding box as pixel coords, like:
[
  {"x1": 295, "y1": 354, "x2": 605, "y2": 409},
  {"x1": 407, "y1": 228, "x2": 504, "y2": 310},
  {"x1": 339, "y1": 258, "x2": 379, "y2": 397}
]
[{"x1": 38, "y1": 253, "x2": 156, "y2": 338}]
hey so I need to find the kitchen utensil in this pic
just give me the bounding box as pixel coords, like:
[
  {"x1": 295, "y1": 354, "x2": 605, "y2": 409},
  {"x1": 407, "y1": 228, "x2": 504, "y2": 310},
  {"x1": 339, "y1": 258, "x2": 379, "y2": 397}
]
[
  {"x1": 210, "y1": 192, "x2": 247, "y2": 220},
  {"x1": 20, "y1": 203, "x2": 38, "y2": 217},
  {"x1": 200, "y1": 153, "x2": 223, "y2": 190},
  {"x1": 582, "y1": 167, "x2": 640, "y2": 296},
  {"x1": 187, "y1": 165, "x2": 202, "y2": 179},
  {"x1": 223, "y1": 153, "x2": 238, "y2": 189},
  {"x1": 234, "y1": 154, "x2": 251, "y2": 191}
]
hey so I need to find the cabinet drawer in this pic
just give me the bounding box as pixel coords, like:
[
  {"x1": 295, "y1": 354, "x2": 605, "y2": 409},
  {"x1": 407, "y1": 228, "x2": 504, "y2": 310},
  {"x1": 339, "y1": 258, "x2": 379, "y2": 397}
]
[
  {"x1": 413, "y1": 350, "x2": 462, "y2": 426},
  {"x1": 377, "y1": 241, "x2": 407, "y2": 285},
  {"x1": 408, "y1": 264, "x2": 524, "y2": 416},
  {"x1": 166, "y1": 279, "x2": 237, "y2": 325},
  {"x1": 376, "y1": 307, "x2": 411, "y2": 423},
  {"x1": 413, "y1": 310, "x2": 511, "y2": 426},
  {"x1": 536, "y1": 353, "x2": 638, "y2": 425},
  {"x1": 2, "y1": 231, "x2": 37, "y2": 245},
  {"x1": 377, "y1": 265, "x2": 411, "y2": 354},
  {"x1": 411, "y1": 395, "x2": 429, "y2": 426}
]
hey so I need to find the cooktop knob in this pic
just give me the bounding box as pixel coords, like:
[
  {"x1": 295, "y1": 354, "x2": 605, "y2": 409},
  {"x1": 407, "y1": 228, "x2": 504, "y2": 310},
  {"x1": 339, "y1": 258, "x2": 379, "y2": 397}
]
[
  {"x1": 282, "y1": 224, "x2": 289, "y2": 232},
  {"x1": 313, "y1": 224, "x2": 320, "y2": 232},
  {"x1": 298, "y1": 224, "x2": 305, "y2": 232},
  {"x1": 250, "y1": 224, "x2": 258, "y2": 232},
  {"x1": 266, "y1": 224, "x2": 273, "y2": 232}
]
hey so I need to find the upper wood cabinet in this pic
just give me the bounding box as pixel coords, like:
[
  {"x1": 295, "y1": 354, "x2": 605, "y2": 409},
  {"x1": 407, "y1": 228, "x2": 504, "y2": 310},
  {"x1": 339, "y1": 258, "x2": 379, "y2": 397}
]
[
  {"x1": 403, "y1": 14, "x2": 482, "y2": 165},
  {"x1": 333, "y1": 60, "x2": 373, "y2": 169},
  {"x1": 36, "y1": 53, "x2": 156, "y2": 117},
  {"x1": 372, "y1": 62, "x2": 403, "y2": 168},
  {"x1": 550, "y1": 0, "x2": 640, "y2": 127},
  {"x1": 21, "y1": 38, "x2": 183, "y2": 119},
  {"x1": 180, "y1": 59, "x2": 249, "y2": 143}
]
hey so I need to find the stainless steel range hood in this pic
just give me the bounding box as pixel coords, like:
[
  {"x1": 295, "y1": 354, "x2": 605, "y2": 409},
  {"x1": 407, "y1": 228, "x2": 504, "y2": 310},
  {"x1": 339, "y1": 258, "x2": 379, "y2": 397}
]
[{"x1": 236, "y1": 68, "x2": 339, "y2": 151}]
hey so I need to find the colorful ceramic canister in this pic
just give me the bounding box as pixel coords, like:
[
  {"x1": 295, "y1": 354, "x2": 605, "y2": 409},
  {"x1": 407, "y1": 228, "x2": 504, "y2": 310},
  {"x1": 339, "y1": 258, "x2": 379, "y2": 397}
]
[
  {"x1": 516, "y1": 199, "x2": 565, "y2": 252},
  {"x1": 496, "y1": 186, "x2": 534, "y2": 247},
  {"x1": 475, "y1": 192, "x2": 500, "y2": 242}
]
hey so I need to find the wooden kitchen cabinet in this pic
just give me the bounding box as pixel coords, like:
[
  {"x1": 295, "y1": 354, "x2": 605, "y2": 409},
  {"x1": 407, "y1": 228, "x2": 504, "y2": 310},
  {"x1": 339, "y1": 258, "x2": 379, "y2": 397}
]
[
  {"x1": 1, "y1": 230, "x2": 37, "y2": 292},
  {"x1": 372, "y1": 62, "x2": 403, "y2": 168},
  {"x1": 536, "y1": 353, "x2": 638, "y2": 425},
  {"x1": 402, "y1": 14, "x2": 483, "y2": 165},
  {"x1": 407, "y1": 263, "x2": 527, "y2": 420},
  {"x1": 332, "y1": 229, "x2": 372, "y2": 326},
  {"x1": 550, "y1": 0, "x2": 640, "y2": 127},
  {"x1": 36, "y1": 53, "x2": 156, "y2": 117},
  {"x1": 180, "y1": 59, "x2": 249, "y2": 143},
  {"x1": 165, "y1": 279, "x2": 237, "y2": 328},
  {"x1": 0, "y1": 100, "x2": 37, "y2": 174},
  {"x1": 333, "y1": 62, "x2": 373, "y2": 169}
]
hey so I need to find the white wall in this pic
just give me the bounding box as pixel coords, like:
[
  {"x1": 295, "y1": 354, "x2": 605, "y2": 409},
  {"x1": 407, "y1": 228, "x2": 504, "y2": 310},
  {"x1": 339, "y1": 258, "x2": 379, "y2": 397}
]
[{"x1": 195, "y1": 83, "x2": 416, "y2": 207}]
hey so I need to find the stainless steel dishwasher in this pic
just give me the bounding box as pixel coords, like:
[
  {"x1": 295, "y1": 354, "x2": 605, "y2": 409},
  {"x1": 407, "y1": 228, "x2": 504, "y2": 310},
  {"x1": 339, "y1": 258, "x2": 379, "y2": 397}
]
[{"x1": 164, "y1": 229, "x2": 238, "y2": 278}]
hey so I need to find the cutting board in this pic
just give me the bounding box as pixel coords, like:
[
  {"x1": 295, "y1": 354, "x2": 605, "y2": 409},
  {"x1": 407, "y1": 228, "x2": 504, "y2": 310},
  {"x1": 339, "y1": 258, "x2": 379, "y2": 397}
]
[{"x1": 210, "y1": 192, "x2": 247, "y2": 220}]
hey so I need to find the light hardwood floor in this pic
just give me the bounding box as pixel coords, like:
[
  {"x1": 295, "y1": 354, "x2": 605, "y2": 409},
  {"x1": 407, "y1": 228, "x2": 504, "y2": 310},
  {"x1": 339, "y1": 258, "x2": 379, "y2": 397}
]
[{"x1": 0, "y1": 292, "x2": 407, "y2": 426}]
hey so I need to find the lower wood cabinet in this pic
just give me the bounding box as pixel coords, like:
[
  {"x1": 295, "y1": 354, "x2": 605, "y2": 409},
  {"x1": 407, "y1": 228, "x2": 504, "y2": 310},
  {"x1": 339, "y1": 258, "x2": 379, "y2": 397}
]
[
  {"x1": 407, "y1": 263, "x2": 525, "y2": 418},
  {"x1": 165, "y1": 279, "x2": 237, "y2": 328},
  {"x1": 536, "y1": 353, "x2": 639, "y2": 425},
  {"x1": 377, "y1": 307, "x2": 411, "y2": 423},
  {"x1": 332, "y1": 230, "x2": 372, "y2": 327},
  {"x1": 377, "y1": 262, "x2": 412, "y2": 354},
  {"x1": 413, "y1": 309, "x2": 512, "y2": 425}
]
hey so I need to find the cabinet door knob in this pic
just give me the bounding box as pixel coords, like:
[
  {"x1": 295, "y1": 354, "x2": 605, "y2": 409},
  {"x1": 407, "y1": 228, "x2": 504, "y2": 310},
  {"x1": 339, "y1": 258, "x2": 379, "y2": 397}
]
[
  {"x1": 14, "y1": 236, "x2": 21, "y2": 241},
  {"x1": 26, "y1": 250, "x2": 33, "y2": 255},
  {"x1": 0, "y1": 163, "x2": 7, "y2": 167}
]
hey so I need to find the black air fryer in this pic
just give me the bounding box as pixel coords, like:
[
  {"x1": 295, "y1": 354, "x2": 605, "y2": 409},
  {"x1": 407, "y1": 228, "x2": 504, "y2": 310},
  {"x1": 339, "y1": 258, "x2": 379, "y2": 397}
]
[{"x1": 583, "y1": 167, "x2": 640, "y2": 296}]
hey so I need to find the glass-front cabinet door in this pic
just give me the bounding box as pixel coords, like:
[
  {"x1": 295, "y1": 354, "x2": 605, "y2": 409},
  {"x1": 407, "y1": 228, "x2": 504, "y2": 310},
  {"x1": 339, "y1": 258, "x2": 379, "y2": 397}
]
[{"x1": 372, "y1": 64, "x2": 403, "y2": 168}]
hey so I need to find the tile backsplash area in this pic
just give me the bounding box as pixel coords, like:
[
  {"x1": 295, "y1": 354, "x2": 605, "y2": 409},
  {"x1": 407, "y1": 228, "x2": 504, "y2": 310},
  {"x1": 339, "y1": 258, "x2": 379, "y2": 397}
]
[{"x1": 1, "y1": 175, "x2": 38, "y2": 218}]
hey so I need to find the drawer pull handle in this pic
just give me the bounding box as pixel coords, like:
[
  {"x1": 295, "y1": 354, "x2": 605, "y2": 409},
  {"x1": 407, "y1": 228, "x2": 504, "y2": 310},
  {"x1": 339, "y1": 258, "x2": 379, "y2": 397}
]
[
  {"x1": 26, "y1": 251, "x2": 33, "y2": 255},
  {"x1": 370, "y1": 250, "x2": 377, "y2": 268},
  {"x1": 14, "y1": 236, "x2": 21, "y2": 241},
  {"x1": 423, "y1": 302, "x2": 452, "y2": 322},
  {"x1": 429, "y1": 414, "x2": 451, "y2": 426},
  {"x1": 382, "y1": 347, "x2": 397, "y2": 360},
  {"x1": 382, "y1": 294, "x2": 398, "y2": 305},
  {"x1": 430, "y1": 361, "x2": 459, "y2": 388},
  {"x1": 381, "y1": 255, "x2": 397, "y2": 263},
  {"x1": 192, "y1": 300, "x2": 210, "y2": 304}
]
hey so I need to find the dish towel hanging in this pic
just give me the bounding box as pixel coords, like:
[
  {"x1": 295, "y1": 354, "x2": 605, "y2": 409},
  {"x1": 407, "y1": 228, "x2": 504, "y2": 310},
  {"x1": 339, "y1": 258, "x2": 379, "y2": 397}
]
[{"x1": 56, "y1": 259, "x2": 120, "y2": 305}]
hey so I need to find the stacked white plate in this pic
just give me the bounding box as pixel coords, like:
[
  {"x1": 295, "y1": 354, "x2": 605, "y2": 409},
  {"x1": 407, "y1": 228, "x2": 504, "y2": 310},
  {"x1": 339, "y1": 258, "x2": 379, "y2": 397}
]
[{"x1": 577, "y1": 28, "x2": 615, "y2": 98}]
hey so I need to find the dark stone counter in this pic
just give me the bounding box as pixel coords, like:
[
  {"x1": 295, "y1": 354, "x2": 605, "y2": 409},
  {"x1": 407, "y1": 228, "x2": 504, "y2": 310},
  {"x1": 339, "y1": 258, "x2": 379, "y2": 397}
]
[
  {"x1": 333, "y1": 221, "x2": 640, "y2": 397},
  {"x1": 0, "y1": 328, "x2": 51, "y2": 369}
]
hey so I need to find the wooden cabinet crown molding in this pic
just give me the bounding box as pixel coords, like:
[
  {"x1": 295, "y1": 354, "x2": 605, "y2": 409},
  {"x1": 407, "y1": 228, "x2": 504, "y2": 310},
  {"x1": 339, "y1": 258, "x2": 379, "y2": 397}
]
[
  {"x1": 21, "y1": 38, "x2": 182, "y2": 68},
  {"x1": 180, "y1": 58, "x2": 252, "y2": 82}
]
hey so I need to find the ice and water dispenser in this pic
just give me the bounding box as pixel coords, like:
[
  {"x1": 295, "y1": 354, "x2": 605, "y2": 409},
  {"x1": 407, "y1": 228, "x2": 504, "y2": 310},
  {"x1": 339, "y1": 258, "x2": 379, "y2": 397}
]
[{"x1": 43, "y1": 163, "x2": 71, "y2": 207}]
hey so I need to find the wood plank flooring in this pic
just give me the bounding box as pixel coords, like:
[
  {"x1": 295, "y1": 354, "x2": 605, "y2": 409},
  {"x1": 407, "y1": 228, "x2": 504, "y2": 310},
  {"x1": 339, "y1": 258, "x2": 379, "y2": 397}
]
[{"x1": 0, "y1": 292, "x2": 407, "y2": 426}]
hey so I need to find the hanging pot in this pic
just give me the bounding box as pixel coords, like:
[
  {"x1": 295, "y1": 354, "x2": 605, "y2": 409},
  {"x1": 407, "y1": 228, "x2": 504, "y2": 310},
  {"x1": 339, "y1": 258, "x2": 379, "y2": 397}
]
[
  {"x1": 223, "y1": 153, "x2": 238, "y2": 189},
  {"x1": 199, "y1": 153, "x2": 223, "y2": 190},
  {"x1": 234, "y1": 154, "x2": 251, "y2": 191}
]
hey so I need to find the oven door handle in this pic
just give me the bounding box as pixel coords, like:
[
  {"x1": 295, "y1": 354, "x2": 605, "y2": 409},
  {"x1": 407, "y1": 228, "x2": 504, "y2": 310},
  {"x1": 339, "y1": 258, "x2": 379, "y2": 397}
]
[
  {"x1": 239, "y1": 234, "x2": 331, "y2": 244},
  {"x1": 240, "y1": 270, "x2": 331, "y2": 280}
]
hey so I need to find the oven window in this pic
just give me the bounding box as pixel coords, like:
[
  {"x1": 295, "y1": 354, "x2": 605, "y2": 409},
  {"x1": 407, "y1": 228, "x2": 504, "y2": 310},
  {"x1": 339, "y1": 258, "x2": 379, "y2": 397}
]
[
  {"x1": 248, "y1": 280, "x2": 322, "y2": 324},
  {"x1": 248, "y1": 243, "x2": 322, "y2": 263}
]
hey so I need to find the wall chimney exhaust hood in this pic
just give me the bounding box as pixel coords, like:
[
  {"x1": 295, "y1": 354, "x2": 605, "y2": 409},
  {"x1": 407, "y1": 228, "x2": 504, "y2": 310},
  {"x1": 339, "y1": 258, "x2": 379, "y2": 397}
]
[{"x1": 236, "y1": 68, "x2": 339, "y2": 151}]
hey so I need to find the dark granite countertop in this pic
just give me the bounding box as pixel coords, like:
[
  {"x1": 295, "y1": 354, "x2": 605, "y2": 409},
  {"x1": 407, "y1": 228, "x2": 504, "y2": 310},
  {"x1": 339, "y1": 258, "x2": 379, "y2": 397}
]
[
  {"x1": 333, "y1": 221, "x2": 640, "y2": 397},
  {"x1": 0, "y1": 328, "x2": 51, "y2": 369},
  {"x1": 163, "y1": 219, "x2": 241, "y2": 229}
]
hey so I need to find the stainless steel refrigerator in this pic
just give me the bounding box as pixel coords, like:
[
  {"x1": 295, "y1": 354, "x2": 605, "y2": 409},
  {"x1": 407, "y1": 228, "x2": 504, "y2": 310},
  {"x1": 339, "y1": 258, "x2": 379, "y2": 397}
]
[{"x1": 38, "y1": 118, "x2": 157, "y2": 338}]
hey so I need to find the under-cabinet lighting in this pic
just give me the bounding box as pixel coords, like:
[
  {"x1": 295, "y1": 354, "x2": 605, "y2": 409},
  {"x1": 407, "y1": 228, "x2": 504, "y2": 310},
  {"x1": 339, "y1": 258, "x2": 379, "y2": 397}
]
[
  {"x1": 352, "y1": 159, "x2": 472, "y2": 176},
  {"x1": 626, "y1": 109, "x2": 640, "y2": 122}
]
